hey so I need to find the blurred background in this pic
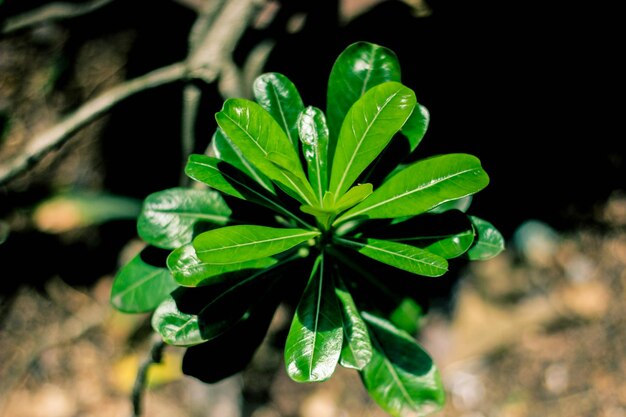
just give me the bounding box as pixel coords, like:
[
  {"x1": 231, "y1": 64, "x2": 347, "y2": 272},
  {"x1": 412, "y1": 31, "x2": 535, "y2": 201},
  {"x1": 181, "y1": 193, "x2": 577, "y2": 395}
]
[{"x1": 0, "y1": 1, "x2": 624, "y2": 416}]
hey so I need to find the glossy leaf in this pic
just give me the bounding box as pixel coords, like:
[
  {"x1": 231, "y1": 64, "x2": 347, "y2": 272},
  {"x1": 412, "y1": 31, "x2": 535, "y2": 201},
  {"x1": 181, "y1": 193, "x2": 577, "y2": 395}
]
[
  {"x1": 334, "y1": 237, "x2": 448, "y2": 277},
  {"x1": 390, "y1": 298, "x2": 424, "y2": 335},
  {"x1": 154, "y1": 263, "x2": 283, "y2": 346},
  {"x1": 215, "y1": 99, "x2": 316, "y2": 205},
  {"x1": 167, "y1": 243, "x2": 278, "y2": 286},
  {"x1": 111, "y1": 249, "x2": 178, "y2": 313},
  {"x1": 186, "y1": 154, "x2": 266, "y2": 202},
  {"x1": 253, "y1": 73, "x2": 304, "y2": 151},
  {"x1": 182, "y1": 293, "x2": 281, "y2": 384},
  {"x1": 335, "y1": 276, "x2": 372, "y2": 370},
  {"x1": 211, "y1": 128, "x2": 275, "y2": 193},
  {"x1": 334, "y1": 183, "x2": 373, "y2": 213},
  {"x1": 299, "y1": 204, "x2": 334, "y2": 231},
  {"x1": 196, "y1": 267, "x2": 283, "y2": 340},
  {"x1": 422, "y1": 231, "x2": 474, "y2": 259},
  {"x1": 361, "y1": 312, "x2": 445, "y2": 417},
  {"x1": 298, "y1": 106, "x2": 330, "y2": 201},
  {"x1": 327, "y1": 42, "x2": 401, "y2": 163},
  {"x1": 137, "y1": 187, "x2": 231, "y2": 249},
  {"x1": 185, "y1": 155, "x2": 310, "y2": 229},
  {"x1": 337, "y1": 154, "x2": 489, "y2": 224},
  {"x1": 265, "y1": 152, "x2": 318, "y2": 205},
  {"x1": 401, "y1": 104, "x2": 430, "y2": 152},
  {"x1": 194, "y1": 225, "x2": 319, "y2": 264},
  {"x1": 466, "y1": 216, "x2": 505, "y2": 260},
  {"x1": 152, "y1": 296, "x2": 205, "y2": 346},
  {"x1": 372, "y1": 211, "x2": 475, "y2": 259},
  {"x1": 329, "y1": 81, "x2": 416, "y2": 198},
  {"x1": 285, "y1": 255, "x2": 343, "y2": 382},
  {"x1": 429, "y1": 195, "x2": 473, "y2": 214}
]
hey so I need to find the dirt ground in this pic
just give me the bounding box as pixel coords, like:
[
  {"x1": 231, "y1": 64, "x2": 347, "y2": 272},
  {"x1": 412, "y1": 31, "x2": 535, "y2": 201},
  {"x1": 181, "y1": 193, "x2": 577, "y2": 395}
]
[{"x1": 1, "y1": 197, "x2": 626, "y2": 417}]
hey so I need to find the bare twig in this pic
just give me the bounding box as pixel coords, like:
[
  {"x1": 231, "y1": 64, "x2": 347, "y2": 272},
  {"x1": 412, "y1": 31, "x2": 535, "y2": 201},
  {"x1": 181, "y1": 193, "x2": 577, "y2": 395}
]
[
  {"x1": 188, "y1": 0, "x2": 264, "y2": 83},
  {"x1": 0, "y1": 0, "x2": 264, "y2": 187},
  {"x1": 171, "y1": 0, "x2": 207, "y2": 13},
  {"x1": 188, "y1": 0, "x2": 228, "y2": 53},
  {"x1": 0, "y1": 62, "x2": 187, "y2": 186},
  {"x1": 178, "y1": 0, "x2": 227, "y2": 184},
  {"x1": 242, "y1": 39, "x2": 276, "y2": 95},
  {"x1": 2, "y1": 0, "x2": 116, "y2": 34},
  {"x1": 131, "y1": 335, "x2": 166, "y2": 417},
  {"x1": 180, "y1": 83, "x2": 202, "y2": 185},
  {"x1": 218, "y1": 58, "x2": 245, "y2": 98}
]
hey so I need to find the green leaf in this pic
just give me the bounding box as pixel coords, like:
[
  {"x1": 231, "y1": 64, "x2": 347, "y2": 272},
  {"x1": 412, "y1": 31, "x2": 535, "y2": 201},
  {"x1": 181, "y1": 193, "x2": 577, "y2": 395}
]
[
  {"x1": 153, "y1": 262, "x2": 283, "y2": 346},
  {"x1": 422, "y1": 231, "x2": 474, "y2": 259},
  {"x1": 401, "y1": 104, "x2": 430, "y2": 152},
  {"x1": 215, "y1": 99, "x2": 316, "y2": 205},
  {"x1": 137, "y1": 187, "x2": 231, "y2": 249},
  {"x1": 194, "y1": 225, "x2": 319, "y2": 264},
  {"x1": 151, "y1": 295, "x2": 205, "y2": 346},
  {"x1": 298, "y1": 106, "x2": 330, "y2": 202},
  {"x1": 390, "y1": 298, "x2": 424, "y2": 335},
  {"x1": 182, "y1": 292, "x2": 281, "y2": 383},
  {"x1": 335, "y1": 276, "x2": 372, "y2": 370},
  {"x1": 372, "y1": 211, "x2": 475, "y2": 259},
  {"x1": 299, "y1": 204, "x2": 334, "y2": 231},
  {"x1": 337, "y1": 154, "x2": 489, "y2": 224},
  {"x1": 329, "y1": 81, "x2": 416, "y2": 198},
  {"x1": 265, "y1": 151, "x2": 317, "y2": 205},
  {"x1": 111, "y1": 249, "x2": 178, "y2": 313},
  {"x1": 334, "y1": 183, "x2": 373, "y2": 212},
  {"x1": 428, "y1": 195, "x2": 473, "y2": 214},
  {"x1": 327, "y1": 42, "x2": 401, "y2": 164},
  {"x1": 211, "y1": 128, "x2": 275, "y2": 193},
  {"x1": 323, "y1": 191, "x2": 335, "y2": 208},
  {"x1": 253, "y1": 73, "x2": 304, "y2": 151},
  {"x1": 186, "y1": 154, "x2": 265, "y2": 202},
  {"x1": 285, "y1": 254, "x2": 343, "y2": 382},
  {"x1": 196, "y1": 267, "x2": 283, "y2": 340},
  {"x1": 167, "y1": 243, "x2": 278, "y2": 286},
  {"x1": 334, "y1": 237, "x2": 448, "y2": 277},
  {"x1": 185, "y1": 155, "x2": 311, "y2": 229},
  {"x1": 361, "y1": 312, "x2": 445, "y2": 417},
  {"x1": 466, "y1": 216, "x2": 505, "y2": 260}
]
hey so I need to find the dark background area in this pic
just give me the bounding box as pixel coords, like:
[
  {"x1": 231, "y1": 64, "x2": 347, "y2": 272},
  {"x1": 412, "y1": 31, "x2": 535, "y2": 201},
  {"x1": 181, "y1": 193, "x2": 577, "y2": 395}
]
[
  {"x1": 2, "y1": 0, "x2": 622, "y2": 290},
  {"x1": 3, "y1": 0, "x2": 620, "y2": 232}
]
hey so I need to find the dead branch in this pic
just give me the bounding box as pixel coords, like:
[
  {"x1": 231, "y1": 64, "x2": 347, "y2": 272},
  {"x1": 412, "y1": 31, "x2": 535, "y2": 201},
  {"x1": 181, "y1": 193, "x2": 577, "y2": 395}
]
[
  {"x1": 0, "y1": 0, "x2": 265, "y2": 187},
  {"x1": 2, "y1": 0, "x2": 116, "y2": 34},
  {"x1": 131, "y1": 335, "x2": 166, "y2": 417},
  {"x1": 188, "y1": 0, "x2": 264, "y2": 83}
]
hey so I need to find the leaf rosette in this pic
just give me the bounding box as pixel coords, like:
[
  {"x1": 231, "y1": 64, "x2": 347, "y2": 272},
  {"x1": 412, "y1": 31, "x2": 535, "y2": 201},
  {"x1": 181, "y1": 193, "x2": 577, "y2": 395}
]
[{"x1": 111, "y1": 41, "x2": 504, "y2": 417}]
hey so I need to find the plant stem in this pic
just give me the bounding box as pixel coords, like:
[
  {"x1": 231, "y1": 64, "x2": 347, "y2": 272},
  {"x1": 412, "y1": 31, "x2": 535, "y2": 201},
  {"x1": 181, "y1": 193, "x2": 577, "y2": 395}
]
[
  {"x1": 0, "y1": 0, "x2": 264, "y2": 187},
  {"x1": 131, "y1": 336, "x2": 166, "y2": 417},
  {"x1": 2, "y1": 0, "x2": 116, "y2": 34},
  {"x1": 180, "y1": 84, "x2": 202, "y2": 186}
]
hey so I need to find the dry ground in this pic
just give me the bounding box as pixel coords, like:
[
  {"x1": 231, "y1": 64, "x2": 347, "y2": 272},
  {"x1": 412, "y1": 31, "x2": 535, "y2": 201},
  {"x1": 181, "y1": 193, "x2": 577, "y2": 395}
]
[{"x1": 1, "y1": 199, "x2": 625, "y2": 417}]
